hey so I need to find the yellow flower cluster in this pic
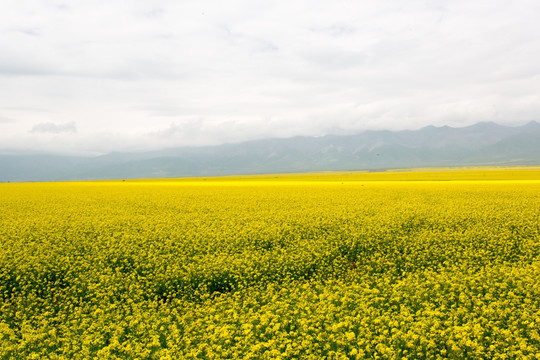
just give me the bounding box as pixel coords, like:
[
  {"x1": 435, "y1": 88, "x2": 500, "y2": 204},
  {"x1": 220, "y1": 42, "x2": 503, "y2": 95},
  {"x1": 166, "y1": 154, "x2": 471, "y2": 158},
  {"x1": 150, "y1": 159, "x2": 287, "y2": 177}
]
[{"x1": 1, "y1": 168, "x2": 539, "y2": 358}]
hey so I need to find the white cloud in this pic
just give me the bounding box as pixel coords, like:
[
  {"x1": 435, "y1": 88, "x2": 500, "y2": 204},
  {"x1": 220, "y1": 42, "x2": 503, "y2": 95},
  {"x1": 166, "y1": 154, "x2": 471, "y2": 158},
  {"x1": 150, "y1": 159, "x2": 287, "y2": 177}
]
[{"x1": 0, "y1": 0, "x2": 539, "y2": 153}]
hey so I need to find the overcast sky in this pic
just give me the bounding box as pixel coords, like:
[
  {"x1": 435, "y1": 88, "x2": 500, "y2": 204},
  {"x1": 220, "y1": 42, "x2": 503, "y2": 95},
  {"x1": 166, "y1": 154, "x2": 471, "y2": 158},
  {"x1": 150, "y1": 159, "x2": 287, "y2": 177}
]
[{"x1": 1, "y1": 0, "x2": 540, "y2": 154}]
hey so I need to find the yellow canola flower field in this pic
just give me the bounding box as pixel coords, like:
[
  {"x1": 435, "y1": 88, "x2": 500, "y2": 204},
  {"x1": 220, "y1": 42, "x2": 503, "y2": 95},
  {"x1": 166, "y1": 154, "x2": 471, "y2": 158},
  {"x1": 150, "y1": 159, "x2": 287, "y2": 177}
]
[{"x1": 1, "y1": 167, "x2": 540, "y2": 359}]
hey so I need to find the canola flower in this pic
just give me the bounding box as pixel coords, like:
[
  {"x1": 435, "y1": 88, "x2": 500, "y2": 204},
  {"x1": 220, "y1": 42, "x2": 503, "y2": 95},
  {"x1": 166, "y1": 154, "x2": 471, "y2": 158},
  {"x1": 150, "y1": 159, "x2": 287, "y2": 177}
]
[{"x1": 0, "y1": 168, "x2": 540, "y2": 359}]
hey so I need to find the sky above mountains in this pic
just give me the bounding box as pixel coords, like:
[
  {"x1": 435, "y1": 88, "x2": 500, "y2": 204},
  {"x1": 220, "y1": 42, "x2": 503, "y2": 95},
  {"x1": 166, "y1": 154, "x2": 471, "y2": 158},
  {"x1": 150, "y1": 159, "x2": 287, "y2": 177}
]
[{"x1": 1, "y1": 0, "x2": 540, "y2": 154}]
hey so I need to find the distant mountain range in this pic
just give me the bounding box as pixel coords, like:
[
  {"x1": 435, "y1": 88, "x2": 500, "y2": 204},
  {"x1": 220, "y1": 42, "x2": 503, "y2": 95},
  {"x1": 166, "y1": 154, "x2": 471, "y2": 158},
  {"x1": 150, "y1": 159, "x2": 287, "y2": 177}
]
[{"x1": 1, "y1": 121, "x2": 540, "y2": 182}]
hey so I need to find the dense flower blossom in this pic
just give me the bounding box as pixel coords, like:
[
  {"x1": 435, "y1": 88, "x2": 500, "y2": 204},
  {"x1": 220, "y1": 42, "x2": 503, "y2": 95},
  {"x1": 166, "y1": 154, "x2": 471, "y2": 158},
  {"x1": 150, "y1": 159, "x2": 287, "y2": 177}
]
[{"x1": 1, "y1": 169, "x2": 539, "y2": 358}]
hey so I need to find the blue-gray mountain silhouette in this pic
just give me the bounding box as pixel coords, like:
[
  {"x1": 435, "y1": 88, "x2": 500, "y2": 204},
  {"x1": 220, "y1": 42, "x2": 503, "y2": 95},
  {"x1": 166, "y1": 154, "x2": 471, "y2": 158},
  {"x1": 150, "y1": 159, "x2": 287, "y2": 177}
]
[{"x1": 1, "y1": 121, "x2": 539, "y2": 182}]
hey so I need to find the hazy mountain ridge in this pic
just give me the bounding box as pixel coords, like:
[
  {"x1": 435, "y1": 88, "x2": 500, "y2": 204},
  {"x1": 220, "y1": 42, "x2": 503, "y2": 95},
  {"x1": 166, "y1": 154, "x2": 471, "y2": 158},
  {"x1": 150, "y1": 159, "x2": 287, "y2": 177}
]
[{"x1": 1, "y1": 121, "x2": 539, "y2": 182}]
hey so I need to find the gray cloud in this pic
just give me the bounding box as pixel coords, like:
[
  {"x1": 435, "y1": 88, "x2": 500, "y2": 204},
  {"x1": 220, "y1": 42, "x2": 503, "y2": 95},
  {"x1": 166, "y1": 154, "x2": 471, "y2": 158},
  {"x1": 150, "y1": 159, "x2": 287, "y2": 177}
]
[
  {"x1": 0, "y1": 116, "x2": 16, "y2": 123},
  {"x1": 144, "y1": 8, "x2": 165, "y2": 19},
  {"x1": 30, "y1": 122, "x2": 77, "y2": 134},
  {"x1": 220, "y1": 25, "x2": 278, "y2": 54},
  {"x1": 11, "y1": 28, "x2": 41, "y2": 36},
  {"x1": 0, "y1": 63, "x2": 55, "y2": 77}
]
